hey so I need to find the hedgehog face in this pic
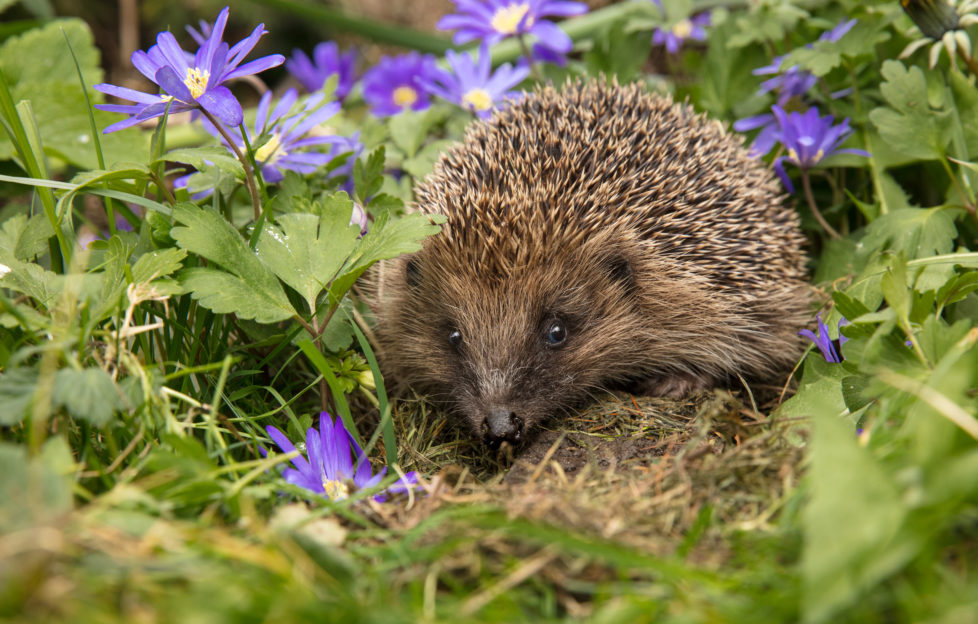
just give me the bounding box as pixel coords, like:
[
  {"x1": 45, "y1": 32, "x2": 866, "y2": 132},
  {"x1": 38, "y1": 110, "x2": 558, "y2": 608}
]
[{"x1": 386, "y1": 236, "x2": 645, "y2": 446}]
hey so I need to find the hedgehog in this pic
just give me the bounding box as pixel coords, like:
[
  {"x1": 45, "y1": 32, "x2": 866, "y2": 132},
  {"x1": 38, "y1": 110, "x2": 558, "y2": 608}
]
[{"x1": 375, "y1": 80, "x2": 810, "y2": 446}]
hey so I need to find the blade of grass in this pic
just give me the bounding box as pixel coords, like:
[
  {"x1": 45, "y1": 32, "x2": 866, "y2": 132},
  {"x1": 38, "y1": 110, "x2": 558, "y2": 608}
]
[
  {"x1": 297, "y1": 338, "x2": 361, "y2": 446},
  {"x1": 351, "y1": 321, "x2": 396, "y2": 466},
  {"x1": 0, "y1": 69, "x2": 68, "y2": 270},
  {"x1": 248, "y1": 0, "x2": 452, "y2": 53}
]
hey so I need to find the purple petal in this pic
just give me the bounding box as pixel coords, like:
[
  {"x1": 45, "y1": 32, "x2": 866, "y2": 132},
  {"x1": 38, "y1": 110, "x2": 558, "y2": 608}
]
[
  {"x1": 733, "y1": 113, "x2": 773, "y2": 133},
  {"x1": 154, "y1": 65, "x2": 195, "y2": 102},
  {"x1": 221, "y1": 54, "x2": 286, "y2": 82},
  {"x1": 196, "y1": 7, "x2": 228, "y2": 75},
  {"x1": 306, "y1": 425, "x2": 326, "y2": 482},
  {"x1": 94, "y1": 83, "x2": 162, "y2": 104},
  {"x1": 226, "y1": 23, "x2": 267, "y2": 71},
  {"x1": 266, "y1": 425, "x2": 313, "y2": 477},
  {"x1": 102, "y1": 115, "x2": 149, "y2": 134},
  {"x1": 198, "y1": 85, "x2": 243, "y2": 126},
  {"x1": 529, "y1": 20, "x2": 573, "y2": 54},
  {"x1": 132, "y1": 48, "x2": 164, "y2": 82},
  {"x1": 282, "y1": 467, "x2": 324, "y2": 493},
  {"x1": 773, "y1": 157, "x2": 794, "y2": 193},
  {"x1": 539, "y1": 1, "x2": 588, "y2": 17},
  {"x1": 260, "y1": 165, "x2": 284, "y2": 183},
  {"x1": 155, "y1": 31, "x2": 191, "y2": 75}
]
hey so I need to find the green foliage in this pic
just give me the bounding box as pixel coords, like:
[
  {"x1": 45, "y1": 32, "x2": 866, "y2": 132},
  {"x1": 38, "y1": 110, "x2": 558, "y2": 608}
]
[
  {"x1": 2, "y1": 1, "x2": 978, "y2": 622},
  {"x1": 172, "y1": 202, "x2": 296, "y2": 323},
  {"x1": 869, "y1": 61, "x2": 951, "y2": 161},
  {"x1": 0, "y1": 19, "x2": 148, "y2": 168},
  {"x1": 51, "y1": 367, "x2": 125, "y2": 426}
]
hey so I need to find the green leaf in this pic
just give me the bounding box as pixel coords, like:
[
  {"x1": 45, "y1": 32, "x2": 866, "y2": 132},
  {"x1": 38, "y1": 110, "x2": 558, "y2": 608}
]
[
  {"x1": 131, "y1": 247, "x2": 188, "y2": 284},
  {"x1": 179, "y1": 267, "x2": 295, "y2": 323},
  {"x1": 319, "y1": 300, "x2": 355, "y2": 351},
  {"x1": 880, "y1": 254, "x2": 910, "y2": 321},
  {"x1": 347, "y1": 210, "x2": 445, "y2": 271},
  {"x1": 727, "y1": 2, "x2": 808, "y2": 48},
  {"x1": 51, "y1": 366, "x2": 124, "y2": 426},
  {"x1": 255, "y1": 208, "x2": 361, "y2": 314},
  {"x1": 868, "y1": 61, "x2": 951, "y2": 161},
  {"x1": 0, "y1": 18, "x2": 99, "y2": 86},
  {"x1": 948, "y1": 69, "x2": 978, "y2": 158},
  {"x1": 0, "y1": 212, "x2": 50, "y2": 262},
  {"x1": 402, "y1": 139, "x2": 454, "y2": 179},
  {"x1": 0, "y1": 366, "x2": 38, "y2": 425},
  {"x1": 841, "y1": 374, "x2": 873, "y2": 412},
  {"x1": 802, "y1": 412, "x2": 916, "y2": 623},
  {"x1": 583, "y1": 15, "x2": 653, "y2": 83},
  {"x1": 354, "y1": 146, "x2": 385, "y2": 202},
  {"x1": 388, "y1": 108, "x2": 443, "y2": 159},
  {"x1": 0, "y1": 20, "x2": 150, "y2": 167},
  {"x1": 936, "y1": 270, "x2": 978, "y2": 310},
  {"x1": 858, "y1": 207, "x2": 957, "y2": 262},
  {"x1": 366, "y1": 193, "x2": 405, "y2": 215},
  {"x1": 776, "y1": 356, "x2": 847, "y2": 420},
  {"x1": 161, "y1": 146, "x2": 244, "y2": 178},
  {"x1": 0, "y1": 439, "x2": 73, "y2": 532},
  {"x1": 171, "y1": 203, "x2": 295, "y2": 322},
  {"x1": 0, "y1": 259, "x2": 65, "y2": 308},
  {"x1": 782, "y1": 20, "x2": 888, "y2": 77},
  {"x1": 831, "y1": 291, "x2": 872, "y2": 320},
  {"x1": 326, "y1": 210, "x2": 445, "y2": 304}
]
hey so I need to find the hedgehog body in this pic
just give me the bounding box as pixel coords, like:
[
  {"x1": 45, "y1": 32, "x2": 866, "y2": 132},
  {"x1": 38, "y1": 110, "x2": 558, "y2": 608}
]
[{"x1": 376, "y1": 81, "x2": 810, "y2": 445}]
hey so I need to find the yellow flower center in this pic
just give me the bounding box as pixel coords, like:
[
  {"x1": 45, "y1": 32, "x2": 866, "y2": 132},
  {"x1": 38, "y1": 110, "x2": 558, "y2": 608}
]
[
  {"x1": 491, "y1": 3, "x2": 533, "y2": 34},
  {"x1": 323, "y1": 479, "x2": 350, "y2": 500},
  {"x1": 672, "y1": 19, "x2": 694, "y2": 38},
  {"x1": 254, "y1": 133, "x2": 285, "y2": 164},
  {"x1": 787, "y1": 148, "x2": 800, "y2": 162},
  {"x1": 184, "y1": 67, "x2": 210, "y2": 99},
  {"x1": 814, "y1": 149, "x2": 824, "y2": 162},
  {"x1": 392, "y1": 85, "x2": 418, "y2": 108},
  {"x1": 461, "y1": 88, "x2": 493, "y2": 112}
]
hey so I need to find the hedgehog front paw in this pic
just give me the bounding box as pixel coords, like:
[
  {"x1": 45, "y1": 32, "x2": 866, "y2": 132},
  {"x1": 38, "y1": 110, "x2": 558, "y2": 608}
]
[{"x1": 636, "y1": 373, "x2": 713, "y2": 399}]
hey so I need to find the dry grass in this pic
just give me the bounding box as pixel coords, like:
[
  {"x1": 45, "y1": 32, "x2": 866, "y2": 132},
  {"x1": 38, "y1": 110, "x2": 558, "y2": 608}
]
[{"x1": 356, "y1": 389, "x2": 808, "y2": 616}]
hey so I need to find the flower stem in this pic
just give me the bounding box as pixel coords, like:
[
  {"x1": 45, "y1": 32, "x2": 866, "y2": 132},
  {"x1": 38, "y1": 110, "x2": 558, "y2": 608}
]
[
  {"x1": 801, "y1": 170, "x2": 841, "y2": 239},
  {"x1": 199, "y1": 108, "x2": 263, "y2": 222},
  {"x1": 517, "y1": 35, "x2": 544, "y2": 82},
  {"x1": 938, "y1": 155, "x2": 978, "y2": 225},
  {"x1": 957, "y1": 46, "x2": 978, "y2": 79}
]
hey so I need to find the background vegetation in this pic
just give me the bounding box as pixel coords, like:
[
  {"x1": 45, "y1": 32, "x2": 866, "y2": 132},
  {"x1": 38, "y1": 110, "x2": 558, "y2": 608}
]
[{"x1": 1, "y1": 0, "x2": 977, "y2": 621}]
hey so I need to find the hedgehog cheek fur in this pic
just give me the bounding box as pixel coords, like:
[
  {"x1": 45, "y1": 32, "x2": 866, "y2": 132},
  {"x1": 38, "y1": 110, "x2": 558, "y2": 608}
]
[{"x1": 380, "y1": 234, "x2": 726, "y2": 443}]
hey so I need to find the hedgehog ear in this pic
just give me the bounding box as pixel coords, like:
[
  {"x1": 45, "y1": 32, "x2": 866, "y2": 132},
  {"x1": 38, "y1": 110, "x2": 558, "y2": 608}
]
[
  {"x1": 405, "y1": 256, "x2": 421, "y2": 289},
  {"x1": 601, "y1": 253, "x2": 635, "y2": 291}
]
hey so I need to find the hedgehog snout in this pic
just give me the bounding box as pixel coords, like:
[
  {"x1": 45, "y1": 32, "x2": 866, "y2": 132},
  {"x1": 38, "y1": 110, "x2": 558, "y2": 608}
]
[{"x1": 481, "y1": 406, "x2": 524, "y2": 446}]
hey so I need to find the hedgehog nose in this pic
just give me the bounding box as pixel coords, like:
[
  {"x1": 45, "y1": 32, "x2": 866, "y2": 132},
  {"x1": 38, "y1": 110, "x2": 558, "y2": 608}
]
[{"x1": 482, "y1": 407, "x2": 523, "y2": 446}]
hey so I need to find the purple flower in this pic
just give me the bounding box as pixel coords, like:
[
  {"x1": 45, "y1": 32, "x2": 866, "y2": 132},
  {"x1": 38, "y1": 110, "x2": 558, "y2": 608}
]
[
  {"x1": 264, "y1": 412, "x2": 419, "y2": 502},
  {"x1": 799, "y1": 313, "x2": 849, "y2": 363},
  {"x1": 177, "y1": 89, "x2": 359, "y2": 193},
  {"x1": 754, "y1": 56, "x2": 817, "y2": 107},
  {"x1": 819, "y1": 18, "x2": 857, "y2": 43},
  {"x1": 421, "y1": 43, "x2": 529, "y2": 118},
  {"x1": 437, "y1": 0, "x2": 588, "y2": 57},
  {"x1": 751, "y1": 19, "x2": 857, "y2": 107},
  {"x1": 651, "y1": 11, "x2": 711, "y2": 55},
  {"x1": 771, "y1": 106, "x2": 870, "y2": 192},
  {"x1": 732, "y1": 112, "x2": 781, "y2": 158},
  {"x1": 94, "y1": 6, "x2": 285, "y2": 133},
  {"x1": 361, "y1": 52, "x2": 442, "y2": 117},
  {"x1": 286, "y1": 41, "x2": 357, "y2": 101}
]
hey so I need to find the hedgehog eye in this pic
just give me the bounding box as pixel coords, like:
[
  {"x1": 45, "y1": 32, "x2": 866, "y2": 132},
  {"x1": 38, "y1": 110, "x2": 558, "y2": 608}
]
[
  {"x1": 544, "y1": 321, "x2": 567, "y2": 347},
  {"x1": 448, "y1": 329, "x2": 463, "y2": 349}
]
